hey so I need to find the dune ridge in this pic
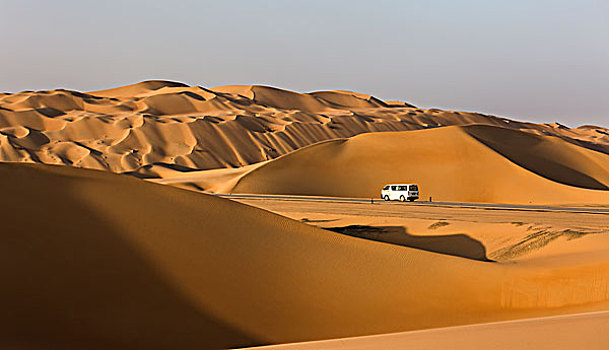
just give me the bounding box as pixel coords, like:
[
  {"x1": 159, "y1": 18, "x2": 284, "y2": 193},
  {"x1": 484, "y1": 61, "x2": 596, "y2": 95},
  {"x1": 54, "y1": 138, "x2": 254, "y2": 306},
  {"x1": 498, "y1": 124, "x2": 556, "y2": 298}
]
[
  {"x1": 2, "y1": 162, "x2": 609, "y2": 349},
  {"x1": 171, "y1": 124, "x2": 609, "y2": 204},
  {"x1": 1, "y1": 80, "x2": 607, "y2": 177}
]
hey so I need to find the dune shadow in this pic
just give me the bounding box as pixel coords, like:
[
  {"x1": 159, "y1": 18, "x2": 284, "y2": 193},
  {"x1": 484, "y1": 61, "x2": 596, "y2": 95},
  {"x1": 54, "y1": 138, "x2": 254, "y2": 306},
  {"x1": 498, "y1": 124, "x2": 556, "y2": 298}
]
[
  {"x1": 0, "y1": 165, "x2": 261, "y2": 349},
  {"x1": 180, "y1": 90, "x2": 206, "y2": 101},
  {"x1": 464, "y1": 125, "x2": 609, "y2": 191},
  {"x1": 35, "y1": 107, "x2": 66, "y2": 118},
  {"x1": 326, "y1": 225, "x2": 492, "y2": 262}
]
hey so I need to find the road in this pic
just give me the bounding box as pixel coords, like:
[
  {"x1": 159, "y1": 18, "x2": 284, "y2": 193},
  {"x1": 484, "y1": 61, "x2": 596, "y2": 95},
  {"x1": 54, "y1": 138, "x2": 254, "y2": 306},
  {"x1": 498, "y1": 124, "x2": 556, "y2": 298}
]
[
  {"x1": 214, "y1": 193, "x2": 609, "y2": 231},
  {"x1": 217, "y1": 193, "x2": 609, "y2": 215}
]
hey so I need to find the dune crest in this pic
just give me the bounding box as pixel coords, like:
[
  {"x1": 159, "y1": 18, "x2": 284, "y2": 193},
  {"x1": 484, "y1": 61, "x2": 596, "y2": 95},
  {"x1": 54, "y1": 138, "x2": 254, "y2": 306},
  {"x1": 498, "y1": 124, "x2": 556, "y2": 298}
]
[
  {"x1": 169, "y1": 125, "x2": 609, "y2": 204},
  {"x1": 1, "y1": 80, "x2": 607, "y2": 176}
]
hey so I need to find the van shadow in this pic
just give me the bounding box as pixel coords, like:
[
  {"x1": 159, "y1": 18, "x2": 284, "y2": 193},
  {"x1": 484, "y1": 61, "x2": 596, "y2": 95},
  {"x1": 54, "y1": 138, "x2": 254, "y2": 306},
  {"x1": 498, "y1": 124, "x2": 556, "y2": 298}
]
[{"x1": 325, "y1": 225, "x2": 493, "y2": 262}]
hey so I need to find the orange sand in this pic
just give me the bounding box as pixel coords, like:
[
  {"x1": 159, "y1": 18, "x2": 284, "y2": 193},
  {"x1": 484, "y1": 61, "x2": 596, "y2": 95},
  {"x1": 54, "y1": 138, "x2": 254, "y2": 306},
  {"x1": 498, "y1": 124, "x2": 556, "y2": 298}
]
[
  {"x1": 0, "y1": 81, "x2": 607, "y2": 176},
  {"x1": 1, "y1": 163, "x2": 608, "y2": 349},
  {"x1": 244, "y1": 311, "x2": 609, "y2": 350},
  {"x1": 161, "y1": 125, "x2": 609, "y2": 205},
  {"x1": 2, "y1": 81, "x2": 609, "y2": 349}
]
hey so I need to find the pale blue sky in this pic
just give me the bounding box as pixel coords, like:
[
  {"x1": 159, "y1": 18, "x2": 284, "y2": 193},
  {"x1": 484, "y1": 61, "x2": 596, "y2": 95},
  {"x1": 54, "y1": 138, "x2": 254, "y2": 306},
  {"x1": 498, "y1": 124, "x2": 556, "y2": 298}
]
[{"x1": 1, "y1": 0, "x2": 607, "y2": 126}]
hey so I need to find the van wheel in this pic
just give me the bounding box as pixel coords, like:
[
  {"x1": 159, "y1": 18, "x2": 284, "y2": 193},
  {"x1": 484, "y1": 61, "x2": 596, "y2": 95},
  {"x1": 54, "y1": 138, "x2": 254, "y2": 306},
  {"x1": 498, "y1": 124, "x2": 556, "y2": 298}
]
[
  {"x1": 383, "y1": 195, "x2": 390, "y2": 201},
  {"x1": 399, "y1": 195, "x2": 406, "y2": 202}
]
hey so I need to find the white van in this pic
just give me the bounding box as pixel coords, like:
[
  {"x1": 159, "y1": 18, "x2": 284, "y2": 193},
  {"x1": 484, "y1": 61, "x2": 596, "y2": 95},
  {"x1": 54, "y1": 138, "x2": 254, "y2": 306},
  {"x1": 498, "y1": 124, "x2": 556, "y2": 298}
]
[{"x1": 381, "y1": 184, "x2": 419, "y2": 202}]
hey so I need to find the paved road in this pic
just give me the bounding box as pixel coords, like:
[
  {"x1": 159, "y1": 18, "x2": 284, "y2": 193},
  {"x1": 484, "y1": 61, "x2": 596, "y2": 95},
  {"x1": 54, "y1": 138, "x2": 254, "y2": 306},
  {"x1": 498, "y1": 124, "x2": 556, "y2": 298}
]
[{"x1": 216, "y1": 193, "x2": 609, "y2": 215}]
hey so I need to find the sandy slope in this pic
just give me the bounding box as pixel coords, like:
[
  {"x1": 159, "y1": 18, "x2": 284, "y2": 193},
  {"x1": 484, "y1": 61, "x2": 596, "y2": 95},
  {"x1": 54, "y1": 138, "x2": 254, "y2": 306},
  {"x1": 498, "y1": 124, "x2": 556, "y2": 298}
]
[
  {"x1": 203, "y1": 125, "x2": 609, "y2": 204},
  {"x1": 2, "y1": 162, "x2": 609, "y2": 349},
  {"x1": 244, "y1": 311, "x2": 609, "y2": 350},
  {"x1": 1, "y1": 80, "x2": 607, "y2": 176}
]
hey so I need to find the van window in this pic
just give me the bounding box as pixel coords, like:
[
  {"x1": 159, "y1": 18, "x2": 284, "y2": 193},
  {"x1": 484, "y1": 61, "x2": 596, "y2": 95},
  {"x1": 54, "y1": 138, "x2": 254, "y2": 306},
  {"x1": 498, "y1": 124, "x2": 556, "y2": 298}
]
[
  {"x1": 391, "y1": 186, "x2": 397, "y2": 191},
  {"x1": 398, "y1": 186, "x2": 407, "y2": 191},
  {"x1": 409, "y1": 185, "x2": 418, "y2": 191}
]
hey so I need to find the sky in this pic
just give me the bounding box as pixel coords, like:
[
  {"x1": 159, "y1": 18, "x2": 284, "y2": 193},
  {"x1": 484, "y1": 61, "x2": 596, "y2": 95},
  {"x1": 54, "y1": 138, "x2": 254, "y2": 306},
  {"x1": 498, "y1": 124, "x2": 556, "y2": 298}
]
[{"x1": 1, "y1": 0, "x2": 607, "y2": 127}]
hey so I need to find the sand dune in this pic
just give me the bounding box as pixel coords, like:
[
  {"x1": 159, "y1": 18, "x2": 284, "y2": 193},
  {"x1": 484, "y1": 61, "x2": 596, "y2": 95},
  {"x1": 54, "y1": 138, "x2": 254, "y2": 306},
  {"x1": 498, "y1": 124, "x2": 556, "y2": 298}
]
[
  {"x1": 1, "y1": 80, "x2": 607, "y2": 176},
  {"x1": 2, "y1": 81, "x2": 609, "y2": 348},
  {"x1": 245, "y1": 311, "x2": 609, "y2": 350},
  {"x1": 2, "y1": 162, "x2": 609, "y2": 349},
  {"x1": 190, "y1": 125, "x2": 609, "y2": 204}
]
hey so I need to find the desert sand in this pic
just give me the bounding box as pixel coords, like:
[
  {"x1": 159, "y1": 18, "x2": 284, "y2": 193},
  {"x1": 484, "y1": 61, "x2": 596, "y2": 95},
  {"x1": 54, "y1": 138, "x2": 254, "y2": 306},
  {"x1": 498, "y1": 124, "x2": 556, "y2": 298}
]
[
  {"x1": 1, "y1": 80, "x2": 607, "y2": 177},
  {"x1": 2, "y1": 81, "x2": 609, "y2": 349},
  {"x1": 230, "y1": 195, "x2": 609, "y2": 263},
  {"x1": 244, "y1": 311, "x2": 609, "y2": 350},
  {"x1": 1, "y1": 162, "x2": 608, "y2": 349},
  {"x1": 158, "y1": 124, "x2": 609, "y2": 205}
]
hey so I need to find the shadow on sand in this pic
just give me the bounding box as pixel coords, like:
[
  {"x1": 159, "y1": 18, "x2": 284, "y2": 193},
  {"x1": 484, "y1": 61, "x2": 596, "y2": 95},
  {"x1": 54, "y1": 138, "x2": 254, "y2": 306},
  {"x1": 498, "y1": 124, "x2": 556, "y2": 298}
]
[
  {"x1": 326, "y1": 225, "x2": 492, "y2": 262},
  {"x1": 0, "y1": 164, "x2": 261, "y2": 350}
]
